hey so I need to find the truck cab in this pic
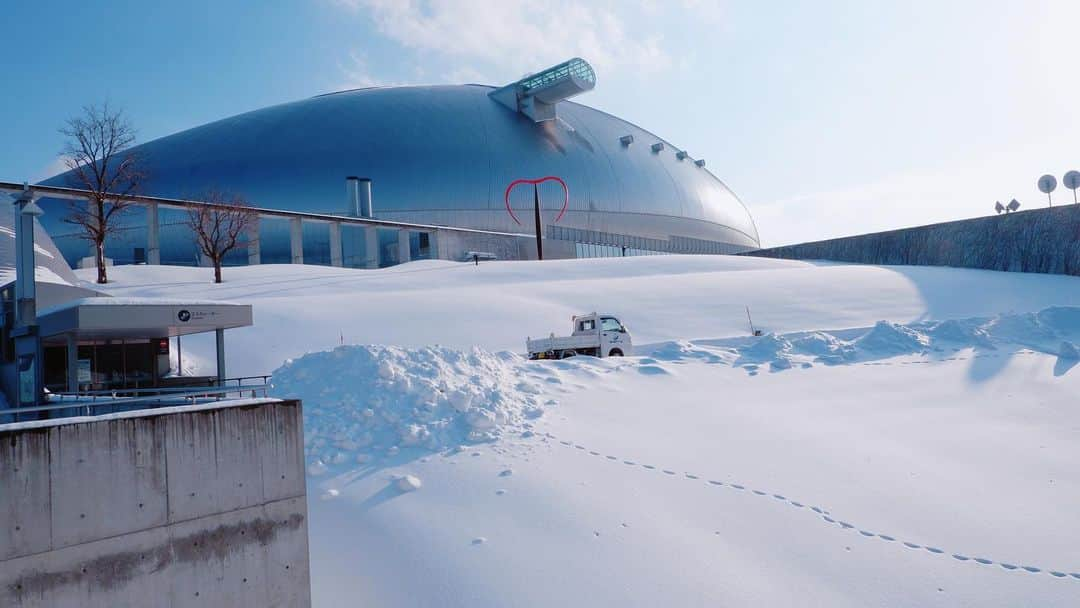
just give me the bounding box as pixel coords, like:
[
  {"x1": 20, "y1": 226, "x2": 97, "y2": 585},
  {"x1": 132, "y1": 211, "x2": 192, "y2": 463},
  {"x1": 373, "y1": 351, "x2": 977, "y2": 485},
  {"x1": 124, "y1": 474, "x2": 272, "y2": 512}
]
[{"x1": 527, "y1": 312, "x2": 632, "y2": 359}]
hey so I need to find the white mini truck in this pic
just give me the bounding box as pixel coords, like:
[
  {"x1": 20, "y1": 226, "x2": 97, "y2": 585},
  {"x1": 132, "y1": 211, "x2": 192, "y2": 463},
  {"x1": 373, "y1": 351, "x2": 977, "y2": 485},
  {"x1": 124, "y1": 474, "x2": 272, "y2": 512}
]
[{"x1": 527, "y1": 313, "x2": 633, "y2": 359}]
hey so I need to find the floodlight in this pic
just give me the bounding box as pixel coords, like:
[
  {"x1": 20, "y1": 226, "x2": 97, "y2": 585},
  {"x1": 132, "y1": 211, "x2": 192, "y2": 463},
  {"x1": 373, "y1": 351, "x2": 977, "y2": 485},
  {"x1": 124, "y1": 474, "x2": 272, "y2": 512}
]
[
  {"x1": 1064, "y1": 170, "x2": 1080, "y2": 204},
  {"x1": 1038, "y1": 174, "x2": 1057, "y2": 207},
  {"x1": 994, "y1": 201, "x2": 1004, "y2": 214},
  {"x1": 1007, "y1": 199, "x2": 1021, "y2": 212}
]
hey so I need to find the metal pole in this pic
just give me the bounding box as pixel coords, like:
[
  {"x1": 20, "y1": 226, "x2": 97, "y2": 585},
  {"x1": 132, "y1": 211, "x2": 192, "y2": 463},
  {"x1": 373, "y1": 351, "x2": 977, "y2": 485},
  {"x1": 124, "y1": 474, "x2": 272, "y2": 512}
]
[
  {"x1": 215, "y1": 328, "x2": 226, "y2": 385},
  {"x1": 66, "y1": 333, "x2": 78, "y2": 392},
  {"x1": 533, "y1": 183, "x2": 544, "y2": 260},
  {"x1": 176, "y1": 335, "x2": 182, "y2": 376}
]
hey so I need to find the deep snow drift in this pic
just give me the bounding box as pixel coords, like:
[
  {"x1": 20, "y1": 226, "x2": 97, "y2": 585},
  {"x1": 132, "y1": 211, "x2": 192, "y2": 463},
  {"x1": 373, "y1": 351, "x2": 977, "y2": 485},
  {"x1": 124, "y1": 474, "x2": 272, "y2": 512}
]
[
  {"x1": 79, "y1": 256, "x2": 1080, "y2": 607},
  {"x1": 82, "y1": 256, "x2": 1080, "y2": 378},
  {"x1": 282, "y1": 305, "x2": 1080, "y2": 485},
  {"x1": 273, "y1": 345, "x2": 547, "y2": 466}
]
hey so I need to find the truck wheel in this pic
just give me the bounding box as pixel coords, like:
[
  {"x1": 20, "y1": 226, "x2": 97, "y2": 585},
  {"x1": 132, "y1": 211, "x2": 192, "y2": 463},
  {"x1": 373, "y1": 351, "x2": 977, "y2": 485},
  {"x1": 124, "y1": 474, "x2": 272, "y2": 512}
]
[
  {"x1": 561, "y1": 350, "x2": 577, "y2": 359},
  {"x1": 608, "y1": 349, "x2": 624, "y2": 357}
]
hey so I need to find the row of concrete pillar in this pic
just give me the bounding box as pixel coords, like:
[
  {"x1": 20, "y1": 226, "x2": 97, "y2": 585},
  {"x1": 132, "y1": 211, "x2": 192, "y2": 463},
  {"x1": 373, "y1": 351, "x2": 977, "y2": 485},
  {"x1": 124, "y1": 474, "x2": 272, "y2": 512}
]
[{"x1": 139, "y1": 202, "x2": 437, "y2": 269}]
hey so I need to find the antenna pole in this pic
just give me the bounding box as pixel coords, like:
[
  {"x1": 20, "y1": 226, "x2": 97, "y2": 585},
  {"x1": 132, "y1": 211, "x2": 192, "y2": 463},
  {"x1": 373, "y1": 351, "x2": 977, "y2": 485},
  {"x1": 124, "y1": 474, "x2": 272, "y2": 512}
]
[
  {"x1": 746, "y1": 306, "x2": 756, "y2": 336},
  {"x1": 533, "y1": 183, "x2": 544, "y2": 261}
]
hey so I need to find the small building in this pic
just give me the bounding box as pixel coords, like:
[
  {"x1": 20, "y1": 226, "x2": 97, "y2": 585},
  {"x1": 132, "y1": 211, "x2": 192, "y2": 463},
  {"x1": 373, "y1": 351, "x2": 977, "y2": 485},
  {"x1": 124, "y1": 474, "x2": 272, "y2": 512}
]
[{"x1": 0, "y1": 193, "x2": 252, "y2": 420}]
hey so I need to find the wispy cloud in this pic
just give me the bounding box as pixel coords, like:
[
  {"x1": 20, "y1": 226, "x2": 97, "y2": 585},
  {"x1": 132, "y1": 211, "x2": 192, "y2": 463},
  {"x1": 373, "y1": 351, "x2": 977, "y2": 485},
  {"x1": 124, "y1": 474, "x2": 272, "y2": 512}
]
[
  {"x1": 330, "y1": 0, "x2": 682, "y2": 86},
  {"x1": 337, "y1": 50, "x2": 398, "y2": 90}
]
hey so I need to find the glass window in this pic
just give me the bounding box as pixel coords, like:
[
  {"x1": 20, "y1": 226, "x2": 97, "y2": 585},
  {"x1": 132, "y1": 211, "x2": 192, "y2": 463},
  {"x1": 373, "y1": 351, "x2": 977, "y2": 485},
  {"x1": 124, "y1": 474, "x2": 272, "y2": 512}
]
[
  {"x1": 579, "y1": 319, "x2": 596, "y2": 331},
  {"x1": 600, "y1": 317, "x2": 622, "y2": 332}
]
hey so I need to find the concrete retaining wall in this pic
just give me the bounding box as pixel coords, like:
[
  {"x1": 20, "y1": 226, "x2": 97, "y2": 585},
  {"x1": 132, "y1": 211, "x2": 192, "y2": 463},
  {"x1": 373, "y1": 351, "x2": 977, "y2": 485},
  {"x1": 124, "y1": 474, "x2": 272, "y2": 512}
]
[
  {"x1": 0, "y1": 399, "x2": 310, "y2": 607},
  {"x1": 745, "y1": 205, "x2": 1080, "y2": 276}
]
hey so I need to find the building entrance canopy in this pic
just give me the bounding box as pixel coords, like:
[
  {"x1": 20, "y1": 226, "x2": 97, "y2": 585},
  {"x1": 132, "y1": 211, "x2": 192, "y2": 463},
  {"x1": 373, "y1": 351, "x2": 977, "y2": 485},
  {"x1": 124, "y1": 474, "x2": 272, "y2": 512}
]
[{"x1": 36, "y1": 298, "x2": 252, "y2": 343}]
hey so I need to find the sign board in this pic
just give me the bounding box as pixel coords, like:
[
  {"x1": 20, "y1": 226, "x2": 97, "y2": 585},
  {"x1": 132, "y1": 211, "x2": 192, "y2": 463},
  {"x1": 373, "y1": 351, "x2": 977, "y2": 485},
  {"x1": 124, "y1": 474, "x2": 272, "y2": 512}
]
[{"x1": 77, "y1": 359, "x2": 92, "y2": 383}]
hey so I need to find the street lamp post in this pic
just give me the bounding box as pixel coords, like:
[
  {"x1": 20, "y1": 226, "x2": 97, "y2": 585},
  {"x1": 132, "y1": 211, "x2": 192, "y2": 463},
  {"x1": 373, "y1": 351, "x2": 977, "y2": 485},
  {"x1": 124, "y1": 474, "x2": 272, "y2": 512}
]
[{"x1": 11, "y1": 183, "x2": 45, "y2": 408}]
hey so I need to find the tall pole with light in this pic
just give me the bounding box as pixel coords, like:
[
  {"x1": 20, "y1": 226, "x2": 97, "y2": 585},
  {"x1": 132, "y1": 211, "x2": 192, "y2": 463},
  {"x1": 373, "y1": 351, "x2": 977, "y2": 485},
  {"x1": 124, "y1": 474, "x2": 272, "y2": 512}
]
[
  {"x1": 11, "y1": 183, "x2": 45, "y2": 408},
  {"x1": 1037, "y1": 174, "x2": 1057, "y2": 207},
  {"x1": 1064, "y1": 170, "x2": 1080, "y2": 205}
]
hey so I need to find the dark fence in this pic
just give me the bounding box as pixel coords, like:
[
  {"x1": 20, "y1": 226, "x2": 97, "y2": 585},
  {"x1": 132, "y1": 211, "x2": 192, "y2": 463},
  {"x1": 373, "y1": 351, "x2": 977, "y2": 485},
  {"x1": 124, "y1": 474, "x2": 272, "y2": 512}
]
[{"x1": 743, "y1": 205, "x2": 1080, "y2": 276}]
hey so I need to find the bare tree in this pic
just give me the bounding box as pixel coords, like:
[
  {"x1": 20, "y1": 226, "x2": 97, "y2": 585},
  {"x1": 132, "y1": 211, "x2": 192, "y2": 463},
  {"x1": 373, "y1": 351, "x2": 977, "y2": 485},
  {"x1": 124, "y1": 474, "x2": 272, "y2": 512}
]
[
  {"x1": 59, "y1": 103, "x2": 146, "y2": 284},
  {"x1": 185, "y1": 191, "x2": 258, "y2": 283}
]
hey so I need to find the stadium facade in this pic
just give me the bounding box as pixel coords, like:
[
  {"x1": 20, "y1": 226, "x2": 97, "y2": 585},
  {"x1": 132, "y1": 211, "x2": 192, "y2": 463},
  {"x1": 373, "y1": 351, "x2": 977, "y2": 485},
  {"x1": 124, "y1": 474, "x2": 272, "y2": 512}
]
[{"x1": 40, "y1": 59, "x2": 759, "y2": 268}]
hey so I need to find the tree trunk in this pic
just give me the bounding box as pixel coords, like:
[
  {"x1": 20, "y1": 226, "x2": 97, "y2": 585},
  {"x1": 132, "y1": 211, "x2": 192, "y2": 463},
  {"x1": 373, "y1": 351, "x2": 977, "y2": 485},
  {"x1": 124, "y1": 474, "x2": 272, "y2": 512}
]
[
  {"x1": 96, "y1": 239, "x2": 107, "y2": 284},
  {"x1": 214, "y1": 259, "x2": 222, "y2": 284}
]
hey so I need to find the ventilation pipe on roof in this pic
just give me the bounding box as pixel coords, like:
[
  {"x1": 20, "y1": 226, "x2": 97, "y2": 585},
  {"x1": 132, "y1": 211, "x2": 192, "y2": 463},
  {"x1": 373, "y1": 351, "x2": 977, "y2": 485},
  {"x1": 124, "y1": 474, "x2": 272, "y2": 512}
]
[
  {"x1": 346, "y1": 176, "x2": 374, "y2": 218},
  {"x1": 346, "y1": 176, "x2": 359, "y2": 217}
]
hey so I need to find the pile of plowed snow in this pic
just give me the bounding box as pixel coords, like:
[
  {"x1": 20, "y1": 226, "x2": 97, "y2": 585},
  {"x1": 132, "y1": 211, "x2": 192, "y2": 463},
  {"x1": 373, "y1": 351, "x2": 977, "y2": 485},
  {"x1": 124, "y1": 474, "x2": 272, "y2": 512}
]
[
  {"x1": 276, "y1": 306, "x2": 1080, "y2": 474},
  {"x1": 271, "y1": 345, "x2": 545, "y2": 472},
  {"x1": 644, "y1": 305, "x2": 1080, "y2": 374}
]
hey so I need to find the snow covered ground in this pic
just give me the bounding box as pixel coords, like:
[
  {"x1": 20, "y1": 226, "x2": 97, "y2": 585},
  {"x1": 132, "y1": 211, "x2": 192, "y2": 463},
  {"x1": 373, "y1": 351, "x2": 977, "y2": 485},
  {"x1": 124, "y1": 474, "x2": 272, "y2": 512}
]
[{"x1": 79, "y1": 256, "x2": 1080, "y2": 606}]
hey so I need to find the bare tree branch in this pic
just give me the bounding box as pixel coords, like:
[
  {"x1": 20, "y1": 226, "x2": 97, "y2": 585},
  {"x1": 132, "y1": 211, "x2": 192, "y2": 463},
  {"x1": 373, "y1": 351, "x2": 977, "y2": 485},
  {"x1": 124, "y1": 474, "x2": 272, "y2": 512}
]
[
  {"x1": 58, "y1": 103, "x2": 146, "y2": 283},
  {"x1": 184, "y1": 191, "x2": 258, "y2": 283}
]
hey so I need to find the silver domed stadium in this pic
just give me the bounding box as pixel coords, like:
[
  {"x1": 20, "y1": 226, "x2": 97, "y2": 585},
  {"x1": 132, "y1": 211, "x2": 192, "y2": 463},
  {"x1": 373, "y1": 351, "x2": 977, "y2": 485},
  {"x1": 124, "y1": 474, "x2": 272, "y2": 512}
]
[{"x1": 40, "y1": 58, "x2": 758, "y2": 268}]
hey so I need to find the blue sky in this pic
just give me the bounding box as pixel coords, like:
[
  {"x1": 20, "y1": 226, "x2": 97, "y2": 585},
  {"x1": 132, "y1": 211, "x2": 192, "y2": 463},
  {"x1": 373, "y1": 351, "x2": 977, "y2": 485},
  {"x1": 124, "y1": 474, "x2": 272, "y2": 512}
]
[{"x1": 3, "y1": 0, "x2": 1079, "y2": 246}]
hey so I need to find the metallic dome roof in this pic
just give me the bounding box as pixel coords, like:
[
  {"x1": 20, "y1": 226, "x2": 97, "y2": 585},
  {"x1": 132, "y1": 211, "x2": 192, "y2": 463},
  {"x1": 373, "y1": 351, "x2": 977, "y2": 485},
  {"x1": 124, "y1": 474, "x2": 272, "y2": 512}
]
[{"x1": 46, "y1": 84, "x2": 758, "y2": 249}]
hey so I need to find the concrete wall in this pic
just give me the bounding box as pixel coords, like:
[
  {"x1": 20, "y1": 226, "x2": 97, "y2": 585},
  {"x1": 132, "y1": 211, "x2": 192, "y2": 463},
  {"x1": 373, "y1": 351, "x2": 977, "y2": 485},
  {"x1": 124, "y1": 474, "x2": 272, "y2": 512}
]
[
  {"x1": 745, "y1": 205, "x2": 1080, "y2": 276},
  {"x1": 0, "y1": 399, "x2": 310, "y2": 607}
]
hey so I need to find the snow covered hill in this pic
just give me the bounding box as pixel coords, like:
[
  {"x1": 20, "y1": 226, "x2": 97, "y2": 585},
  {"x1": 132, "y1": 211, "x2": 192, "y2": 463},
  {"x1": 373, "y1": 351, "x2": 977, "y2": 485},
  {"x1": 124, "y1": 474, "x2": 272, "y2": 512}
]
[
  {"x1": 79, "y1": 256, "x2": 1080, "y2": 606},
  {"x1": 83, "y1": 256, "x2": 1080, "y2": 377}
]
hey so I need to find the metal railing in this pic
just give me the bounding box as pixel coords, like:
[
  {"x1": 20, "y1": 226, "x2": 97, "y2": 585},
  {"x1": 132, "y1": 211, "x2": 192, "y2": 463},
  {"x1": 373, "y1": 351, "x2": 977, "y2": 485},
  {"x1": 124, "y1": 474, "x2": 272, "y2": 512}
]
[
  {"x1": 1, "y1": 376, "x2": 272, "y2": 420},
  {"x1": 0, "y1": 181, "x2": 528, "y2": 237}
]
